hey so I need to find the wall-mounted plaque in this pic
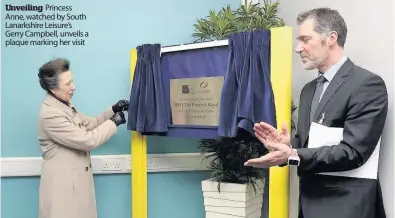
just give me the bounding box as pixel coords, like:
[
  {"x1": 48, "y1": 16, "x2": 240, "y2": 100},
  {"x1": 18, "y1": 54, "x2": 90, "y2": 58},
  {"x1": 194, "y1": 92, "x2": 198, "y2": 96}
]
[{"x1": 169, "y1": 76, "x2": 224, "y2": 126}]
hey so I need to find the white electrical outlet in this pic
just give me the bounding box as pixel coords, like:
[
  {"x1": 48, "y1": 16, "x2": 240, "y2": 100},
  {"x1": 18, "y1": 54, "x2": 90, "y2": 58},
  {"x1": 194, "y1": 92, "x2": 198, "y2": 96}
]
[
  {"x1": 147, "y1": 159, "x2": 159, "y2": 169},
  {"x1": 126, "y1": 158, "x2": 132, "y2": 170},
  {"x1": 101, "y1": 158, "x2": 126, "y2": 171}
]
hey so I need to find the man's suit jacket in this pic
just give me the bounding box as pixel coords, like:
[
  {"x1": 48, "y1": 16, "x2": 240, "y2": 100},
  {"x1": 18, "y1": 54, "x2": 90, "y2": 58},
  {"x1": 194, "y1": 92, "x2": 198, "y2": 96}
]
[{"x1": 291, "y1": 58, "x2": 388, "y2": 218}]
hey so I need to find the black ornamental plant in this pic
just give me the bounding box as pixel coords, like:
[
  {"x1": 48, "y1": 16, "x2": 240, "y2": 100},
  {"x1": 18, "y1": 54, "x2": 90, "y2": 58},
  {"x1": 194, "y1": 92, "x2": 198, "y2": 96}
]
[{"x1": 199, "y1": 133, "x2": 269, "y2": 192}]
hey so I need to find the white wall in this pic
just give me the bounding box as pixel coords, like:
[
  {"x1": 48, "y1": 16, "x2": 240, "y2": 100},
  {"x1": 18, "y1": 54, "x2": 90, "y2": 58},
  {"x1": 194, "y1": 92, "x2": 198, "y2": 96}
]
[{"x1": 276, "y1": 1, "x2": 395, "y2": 218}]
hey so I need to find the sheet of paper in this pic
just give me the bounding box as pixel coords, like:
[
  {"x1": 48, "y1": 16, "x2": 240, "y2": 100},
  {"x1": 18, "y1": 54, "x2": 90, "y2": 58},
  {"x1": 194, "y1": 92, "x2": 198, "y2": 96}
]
[{"x1": 308, "y1": 122, "x2": 380, "y2": 180}]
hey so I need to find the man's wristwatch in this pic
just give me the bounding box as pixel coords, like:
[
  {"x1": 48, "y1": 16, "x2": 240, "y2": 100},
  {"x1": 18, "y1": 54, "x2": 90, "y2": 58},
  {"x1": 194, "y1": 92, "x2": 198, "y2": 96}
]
[{"x1": 287, "y1": 149, "x2": 300, "y2": 166}]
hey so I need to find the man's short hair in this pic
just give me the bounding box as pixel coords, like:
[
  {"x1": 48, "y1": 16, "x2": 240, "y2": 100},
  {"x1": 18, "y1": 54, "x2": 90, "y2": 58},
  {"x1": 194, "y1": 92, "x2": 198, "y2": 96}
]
[{"x1": 297, "y1": 7, "x2": 347, "y2": 48}]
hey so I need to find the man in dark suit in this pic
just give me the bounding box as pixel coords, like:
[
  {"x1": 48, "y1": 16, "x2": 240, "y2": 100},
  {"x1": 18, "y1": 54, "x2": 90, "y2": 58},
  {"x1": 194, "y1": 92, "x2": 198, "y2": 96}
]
[{"x1": 244, "y1": 7, "x2": 388, "y2": 218}]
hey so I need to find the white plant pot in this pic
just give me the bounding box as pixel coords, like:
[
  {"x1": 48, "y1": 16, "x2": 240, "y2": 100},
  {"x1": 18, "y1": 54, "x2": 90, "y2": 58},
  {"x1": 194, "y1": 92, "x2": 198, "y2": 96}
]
[{"x1": 201, "y1": 178, "x2": 265, "y2": 218}]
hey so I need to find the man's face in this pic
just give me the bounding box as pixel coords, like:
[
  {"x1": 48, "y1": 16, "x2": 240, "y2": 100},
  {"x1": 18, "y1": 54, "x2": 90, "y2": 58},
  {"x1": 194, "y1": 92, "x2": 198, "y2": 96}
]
[
  {"x1": 51, "y1": 71, "x2": 76, "y2": 102},
  {"x1": 295, "y1": 18, "x2": 329, "y2": 71}
]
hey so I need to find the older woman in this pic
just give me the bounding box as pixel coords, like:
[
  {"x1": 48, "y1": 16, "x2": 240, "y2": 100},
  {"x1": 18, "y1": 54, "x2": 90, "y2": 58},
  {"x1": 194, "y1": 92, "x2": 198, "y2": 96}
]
[{"x1": 37, "y1": 58, "x2": 128, "y2": 218}]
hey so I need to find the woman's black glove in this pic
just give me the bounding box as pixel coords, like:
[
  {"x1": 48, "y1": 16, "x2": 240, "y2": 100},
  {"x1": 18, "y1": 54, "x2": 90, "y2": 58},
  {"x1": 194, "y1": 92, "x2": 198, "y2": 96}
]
[
  {"x1": 110, "y1": 112, "x2": 126, "y2": 126},
  {"x1": 112, "y1": 99, "x2": 129, "y2": 113}
]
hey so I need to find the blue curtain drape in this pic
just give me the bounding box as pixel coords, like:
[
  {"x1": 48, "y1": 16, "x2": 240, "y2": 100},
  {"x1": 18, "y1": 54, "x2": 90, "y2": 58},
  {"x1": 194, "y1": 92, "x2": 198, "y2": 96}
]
[
  {"x1": 218, "y1": 30, "x2": 277, "y2": 137},
  {"x1": 127, "y1": 44, "x2": 168, "y2": 134}
]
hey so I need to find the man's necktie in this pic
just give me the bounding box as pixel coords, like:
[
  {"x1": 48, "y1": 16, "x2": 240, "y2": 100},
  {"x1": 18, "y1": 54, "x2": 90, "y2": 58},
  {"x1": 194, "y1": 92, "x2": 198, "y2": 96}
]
[{"x1": 310, "y1": 75, "x2": 327, "y2": 123}]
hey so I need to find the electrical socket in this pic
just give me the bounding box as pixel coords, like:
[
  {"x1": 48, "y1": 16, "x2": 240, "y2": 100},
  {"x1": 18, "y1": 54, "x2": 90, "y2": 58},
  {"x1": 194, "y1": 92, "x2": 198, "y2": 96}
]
[
  {"x1": 147, "y1": 159, "x2": 159, "y2": 169},
  {"x1": 126, "y1": 158, "x2": 132, "y2": 170},
  {"x1": 125, "y1": 158, "x2": 160, "y2": 170},
  {"x1": 101, "y1": 158, "x2": 125, "y2": 171}
]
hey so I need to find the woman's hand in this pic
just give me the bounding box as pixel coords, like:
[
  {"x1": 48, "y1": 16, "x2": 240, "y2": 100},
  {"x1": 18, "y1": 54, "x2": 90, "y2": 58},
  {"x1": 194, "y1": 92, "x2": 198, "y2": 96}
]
[
  {"x1": 110, "y1": 112, "x2": 126, "y2": 126},
  {"x1": 112, "y1": 99, "x2": 129, "y2": 113}
]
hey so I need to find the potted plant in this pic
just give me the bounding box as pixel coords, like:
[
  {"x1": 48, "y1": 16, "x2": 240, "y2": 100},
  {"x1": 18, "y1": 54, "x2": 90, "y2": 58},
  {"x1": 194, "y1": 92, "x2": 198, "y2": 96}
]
[
  {"x1": 199, "y1": 135, "x2": 268, "y2": 218},
  {"x1": 192, "y1": 1, "x2": 295, "y2": 217}
]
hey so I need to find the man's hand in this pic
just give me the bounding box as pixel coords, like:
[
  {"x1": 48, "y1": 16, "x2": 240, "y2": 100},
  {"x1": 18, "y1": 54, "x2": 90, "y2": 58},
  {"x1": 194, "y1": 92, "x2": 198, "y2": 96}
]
[
  {"x1": 254, "y1": 122, "x2": 291, "y2": 147},
  {"x1": 244, "y1": 123, "x2": 294, "y2": 168},
  {"x1": 244, "y1": 142, "x2": 293, "y2": 168}
]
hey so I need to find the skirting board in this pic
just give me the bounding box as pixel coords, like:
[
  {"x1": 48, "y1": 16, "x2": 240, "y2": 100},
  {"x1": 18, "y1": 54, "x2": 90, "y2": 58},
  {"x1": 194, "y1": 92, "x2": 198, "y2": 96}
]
[{"x1": 0, "y1": 153, "x2": 212, "y2": 177}]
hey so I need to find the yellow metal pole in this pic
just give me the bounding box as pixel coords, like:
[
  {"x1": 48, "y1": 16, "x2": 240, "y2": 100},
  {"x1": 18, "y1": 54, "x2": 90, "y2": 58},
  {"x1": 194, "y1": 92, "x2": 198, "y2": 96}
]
[
  {"x1": 130, "y1": 49, "x2": 148, "y2": 218},
  {"x1": 269, "y1": 26, "x2": 293, "y2": 218}
]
